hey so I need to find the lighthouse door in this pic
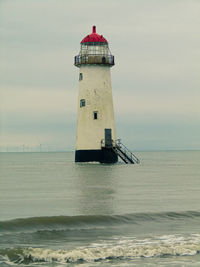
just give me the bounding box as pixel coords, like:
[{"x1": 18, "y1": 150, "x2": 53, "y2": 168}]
[{"x1": 105, "y1": 128, "x2": 112, "y2": 147}]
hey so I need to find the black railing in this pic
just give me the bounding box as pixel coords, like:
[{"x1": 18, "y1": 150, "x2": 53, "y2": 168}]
[
  {"x1": 101, "y1": 139, "x2": 112, "y2": 148},
  {"x1": 114, "y1": 139, "x2": 140, "y2": 164},
  {"x1": 101, "y1": 139, "x2": 140, "y2": 164},
  {"x1": 74, "y1": 54, "x2": 114, "y2": 66}
]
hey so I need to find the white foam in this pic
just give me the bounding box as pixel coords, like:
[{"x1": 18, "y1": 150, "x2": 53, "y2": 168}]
[
  {"x1": 21, "y1": 242, "x2": 200, "y2": 263},
  {"x1": 3, "y1": 234, "x2": 200, "y2": 264}
]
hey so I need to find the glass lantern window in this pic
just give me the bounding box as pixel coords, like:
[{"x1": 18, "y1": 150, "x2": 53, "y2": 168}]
[{"x1": 80, "y1": 44, "x2": 109, "y2": 55}]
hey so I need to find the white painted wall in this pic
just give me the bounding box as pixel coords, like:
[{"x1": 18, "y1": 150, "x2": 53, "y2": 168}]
[{"x1": 76, "y1": 65, "x2": 116, "y2": 150}]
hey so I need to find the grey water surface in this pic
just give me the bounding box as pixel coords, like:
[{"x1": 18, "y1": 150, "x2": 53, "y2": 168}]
[{"x1": 0, "y1": 151, "x2": 200, "y2": 266}]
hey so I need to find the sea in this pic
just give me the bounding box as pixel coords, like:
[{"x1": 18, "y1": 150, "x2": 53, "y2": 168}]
[{"x1": 0, "y1": 151, "x2": 200, "y2": 266}]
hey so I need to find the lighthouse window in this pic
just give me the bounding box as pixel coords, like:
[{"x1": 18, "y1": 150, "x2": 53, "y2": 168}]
[
  {"x1": 93, "y1": 111, "x2": 98, "y2": 120},
  {"x1": 80, "y1": 99, "x2": 86, "y2": 107},
  {"x1": 79, "y1": 73, "x2": 83, "y2": 81}
]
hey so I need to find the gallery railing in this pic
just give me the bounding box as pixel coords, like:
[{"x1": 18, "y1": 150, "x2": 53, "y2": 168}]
[{"x1": 74, "y1": 54, "x2": 114, "y2": 66}]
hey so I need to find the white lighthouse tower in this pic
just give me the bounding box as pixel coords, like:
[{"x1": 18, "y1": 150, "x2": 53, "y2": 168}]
[{"x1": 74, "y1": 26, "x2": 118, "y2": 163}]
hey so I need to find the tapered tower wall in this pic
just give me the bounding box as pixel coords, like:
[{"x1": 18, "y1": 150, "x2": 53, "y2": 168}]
[{"x1": 76, "y1": 65, "x2": 116, "y2": 150}]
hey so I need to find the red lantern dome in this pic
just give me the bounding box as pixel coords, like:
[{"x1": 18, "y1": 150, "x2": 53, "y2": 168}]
[{"x1": 81, "y1": 26, "x2": 108, "y2": 44}]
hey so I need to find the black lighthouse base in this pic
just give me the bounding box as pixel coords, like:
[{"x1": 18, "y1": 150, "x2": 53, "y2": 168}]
[{"x1": 75, "y1": 148, "x2": 118, "y2": 164}]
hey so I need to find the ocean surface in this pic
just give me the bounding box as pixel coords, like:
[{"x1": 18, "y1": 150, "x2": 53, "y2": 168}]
[{"x1": 0, "y1": 151, "x2": 200, "y2": 266}]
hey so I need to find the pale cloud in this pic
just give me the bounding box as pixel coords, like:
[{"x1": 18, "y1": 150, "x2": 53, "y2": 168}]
[
  {"x1": 1, "y1": 87, "x2": 77, "y2": 114},
  {"x1": 113, "y1": 91, "x2": 200, "y2": 115},
  {"x1": 0, "y1": 0, "x2": 200, "y2": 150}
]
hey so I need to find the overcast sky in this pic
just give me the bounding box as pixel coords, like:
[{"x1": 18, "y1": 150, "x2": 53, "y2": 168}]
[{"x1": 0, "y1": 0, "x2": 200, "y2": 151}]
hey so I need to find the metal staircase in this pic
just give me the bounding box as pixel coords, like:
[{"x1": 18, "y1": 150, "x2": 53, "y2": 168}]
[{"x1": 101, "y1": 139, "x2": 140, "y2": 164}]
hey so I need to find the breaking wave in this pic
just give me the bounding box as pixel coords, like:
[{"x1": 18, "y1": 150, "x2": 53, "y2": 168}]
[
  {"x1": 1, "y1": 212, "x2": 200, "y2": 265},
  {"x1": 1, "y1": 211, "x2": 200, "y2": 233},
  {"x1": 1, "y1": 236, "x2": 200, "y2": 265}
]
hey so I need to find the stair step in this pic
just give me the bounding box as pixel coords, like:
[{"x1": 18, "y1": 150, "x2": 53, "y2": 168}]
[
  {"x1": 113, "y1": 146, "x2": 135, "y2": 164},
  {"x1": 101, "y1": 138, "x2": 140, "y2": 165}
]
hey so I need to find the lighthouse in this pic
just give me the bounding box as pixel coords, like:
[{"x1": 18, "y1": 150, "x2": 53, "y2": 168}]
[
  {"x1": 74, "y1": 26, "x2": 117, "y2": 163},
  {"x1": 74, "y1": 26, "x2": 140, "y2": 164}
]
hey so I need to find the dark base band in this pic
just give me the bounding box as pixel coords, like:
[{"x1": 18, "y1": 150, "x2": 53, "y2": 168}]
[{"x1": 75, "y1": 148, "x2": 118, "y2": 163}]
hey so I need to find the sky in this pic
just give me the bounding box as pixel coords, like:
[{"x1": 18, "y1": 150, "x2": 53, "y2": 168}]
[{"x1": 0, "y1": 0, "x2": 200, "y2": 151}]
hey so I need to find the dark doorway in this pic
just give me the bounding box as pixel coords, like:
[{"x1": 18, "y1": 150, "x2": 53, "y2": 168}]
[{"x1": 105, "y1": 128, "x2": 112, "y2": 147}]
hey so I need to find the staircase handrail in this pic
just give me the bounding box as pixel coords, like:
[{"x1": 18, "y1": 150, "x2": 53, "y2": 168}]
[
  {"x1": 101, "y1": 138, "x2": 140, "y2": 164},
  {"x1": 113, "y1": 139, "x2": 140, "y2": 164}
]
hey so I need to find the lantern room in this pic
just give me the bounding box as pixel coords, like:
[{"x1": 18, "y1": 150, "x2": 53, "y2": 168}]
[{"x1": 74, "y1": 26, "x2": 114, "y2": 67}]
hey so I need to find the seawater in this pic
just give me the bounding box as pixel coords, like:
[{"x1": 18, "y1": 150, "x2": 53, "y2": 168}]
[{"x1": 0, "y1": 151, "x2": 200, "y2": 266}]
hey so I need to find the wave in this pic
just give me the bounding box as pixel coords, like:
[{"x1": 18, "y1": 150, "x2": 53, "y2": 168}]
[
  {"x1": 1, "y1": 236, "x2": 200, "y2": 265},
  {"x1": 1, "y1": 211, "x2": 200, "y2": 233}
]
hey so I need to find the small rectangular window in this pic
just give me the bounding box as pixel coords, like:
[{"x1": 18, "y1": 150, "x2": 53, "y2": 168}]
[
  {"x1": 93, "y1": 111, "x2": 98, "y2": 120},
  {"x1": 79, "y1": 73, "x2": 83, "y2": 81},
  {"x1": 80, "y1": 99, "x2": 86, "y2": 107}
]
